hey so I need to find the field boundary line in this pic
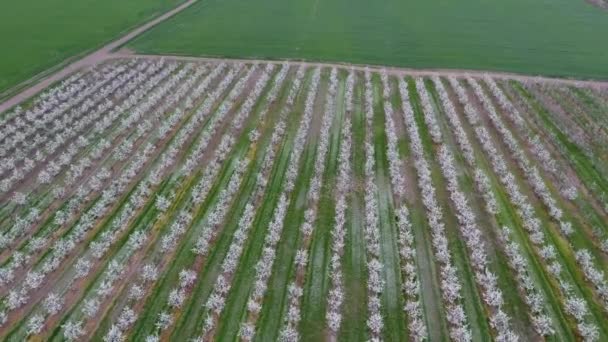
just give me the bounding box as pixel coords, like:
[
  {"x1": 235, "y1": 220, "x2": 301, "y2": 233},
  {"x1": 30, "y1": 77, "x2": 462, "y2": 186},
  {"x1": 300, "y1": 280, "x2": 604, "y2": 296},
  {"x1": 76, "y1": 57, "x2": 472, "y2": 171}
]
[
  {"x1": 113, "y1": 53, "x2": 608, "y2": 89},
  {"x1": 0, "y1": 0, "x2": 198, "y2": 114}
]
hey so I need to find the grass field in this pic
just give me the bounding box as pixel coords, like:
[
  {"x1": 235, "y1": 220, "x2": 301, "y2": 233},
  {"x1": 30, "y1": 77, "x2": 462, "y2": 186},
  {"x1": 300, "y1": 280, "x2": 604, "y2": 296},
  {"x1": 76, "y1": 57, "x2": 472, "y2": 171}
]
[
  {"x1": 0, "y1": 0, "x2": 183, "y2": 95},
  {"x1": 127, "y1": 0, "x2": 608, "y2": 79},
  {"x1": 1, "y1": 57, "x2": 608, "y2": 340}
]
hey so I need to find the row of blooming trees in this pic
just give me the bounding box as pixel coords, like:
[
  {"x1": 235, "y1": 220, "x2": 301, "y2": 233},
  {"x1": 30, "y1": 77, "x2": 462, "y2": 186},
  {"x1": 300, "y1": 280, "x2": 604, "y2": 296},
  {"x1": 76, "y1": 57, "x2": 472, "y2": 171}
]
[
  {"x1": 323, "y1": 72, "x2": 353, "y2": 336},
  {"x1": 1, "y1": 62, "x2": 238, "y2": 337},
  {"x1": 415, "y1": 77, "x2": 520, "y2": 341},
  {"x1": 452, "y1": 76, "x2": 601, "y2": 340},
  {"x1": 31, "y1": 63, "x2": 239, "y2": 339},
  {"x1": 379, "y1": 72, "x2": 427, "y2": 341},
  {"x1": 398, "y1": 77, "x2": 472, "y2": 341},
  {"x1": 470, "y1": 77, "x2": 608, "y2": 317},
  {"x1": 362, "y1": 71, "x2": 385, "y2": 341},
  {"x1": 239, "y1": 67, "x2": 322, "y2": 341},
  {"x1": 93, "y1": 64, "x2": 269, "y2": 341},
  {"x1": 1, "y1": 61, "x2": 608, "y2": 340},
  {"x1": 433, "y1": 76, "x2": 554, "y2": 336},
  {"x1": 277, "y1": 67, "x2": 339, "y2": 342},
  {"x1": 0, "y1": 60, "x2": 179, "y2": 259}
]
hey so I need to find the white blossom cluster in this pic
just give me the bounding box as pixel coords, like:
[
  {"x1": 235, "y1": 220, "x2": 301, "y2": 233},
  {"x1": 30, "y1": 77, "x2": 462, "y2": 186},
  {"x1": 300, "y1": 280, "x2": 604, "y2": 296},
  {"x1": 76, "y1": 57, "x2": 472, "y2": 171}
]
[
  {"x1": 380, "y1": 73, "x2": 427, "y2": 340},
  {"x1": 450, "y1": 76, "x2": 600, "y2": 341},
  {"x1": 118, "y1": 62, "x2": 193, "y2": 131},
  {"x1": 0, "y1": 62, "x2": 131, "y2": 193},
  {"x1": 283, "y1": 67, "x2": 321, "y2": 193},
  {"x1": 499, "y1": 227, "x2": 554, "y2": 336},
  {"x1": 398, "y1": 78, "x2": 471, "y2": 342},
  {"x1": 180, "y1": 64, "x2": 247, "y2": 174},
  {"x1": 468, "y1": 78, "x2": 569, "y2": 233},
  {"x1": 286, "y1": 65, "x2": 307, "y2": 107},
  {"x1": 473, "y1": 169, "x2": 498, "y2": 214},
  {"x1": 265, "y1": 63, "x2": 290, "y2": 106},
  {"x1": 104, "y1": 64, "x2": 287, "y2": 340},
  {"x1": 239, "y1": 67, "x2": 321, "y2": 341},
  {"x1": 484, "y1": 77, "x2": 577, "y2": 200},
  {"x1": 2, "y1": 62, "x2": 136, "y2": 193},
  {"x1": 363, "y1": 71, "x2": 384, "y2": 341},
  {"x1": 395, "y1": 206, "x2": 427, "y2": 341},
  {"x1": 193, "y1": 65, "x2": 292, "y2": 204},
  {"x1": 0, "y1": 63, "x2": 118, "y2": 167},
  {"x1": 419, "y1": 77, "x2": 518, "y2": 340},
  {"x1": 1, "y1": 140, "x2": 152, "y2": 318},
  {"x1": 155, "y1": 66, "x2": 209, "y2": 139},
  {"x1": 81, "y1": 63, "x2": 231, "y2": 257},
  {"x1": 156, "y1": 65, "x2": 262, "y2": 253},
  {"x1": 469, "y1": 77, "x2": 608, "y2": 316},
  {"x1": 432, "y1": 76, "x2": 554, "y2": 335},
  {"x1": 430, "y1": 76, "x2": 475, "y2": 166},
  {"x1": 575, "y1": 250, "x2": 608, "y2": 309},
  {"x1": 380, "y1": 73, "x2": 406, "y2": 198},
  {"x1": 0, "y1": 223, "x2": 37, "y2": 285},
  {"x1": 244, "y1": 63, "x2": 290, "y2": 147},
  {"x1": 0, "y1": 60, "x2": 177, "y2": 255},
  {"x1": 192, "y1": 66, "x2": 301, "y2": 342},
  {"x1": 182, "y1": 64, "x2": 255, "y2": 174},
  {"x1": 238, "y1": 193, "x2": 289, "y2": 341},
  {"x1": 436, "y1": 145, "x2": 518, "y2": 341},
  {"x1": 86, "y1": 260, "x2": 129, "y2": 318},
  {"x1": 82, "y1": 256, "x2": 155, "y2": 342},
  {"x1": 231, "y1": 64, "x2": 277, "y2": 130},
  {"x1": 133, "y1": 268, "x2": 196, "y2": 339},
  {"x1": 0, "y1": 63, "x2": 227, "y2": 324},
  {"x1": 86, "y1": 64, "x2": 255, "y2": 335},
  {"x1": 277, "y1": 68, "x2": 338, "y2": 342},
  {"x1": 61, "y1": 259, "x2": 126, "y2": 341},
  {"x1": 306, "y1": 67, "x2": 337, "y2": 204},
  {"x1": 62, "y1": 320, "x2": 85, "y2": 341},
  {"x1": 57, "y1": 61, "x2": 180, "y2": 210},
  {"x1": 254, "y1": 65, "x2": 306, "y2": 191},
  {"x1": 192, "y1": 159, "x2": 249, "y2": 256},
  {"x1": 40, "y1": 65, "x2": 194, "y2": 258},
  {"x1": 0, "y1": 71, "x2": 84, "y2": 134},
  {"x1": 0, "y1": 67, "x2": 96, "y2": 138},
  {"x1": 102, "y1": 303, "x2": 137, "y2": 340},
  {"x1": 161, "y1": 64, "x2": 274, "y2": 253},
  {"x1": 415, "y1": 78, "x2": 442, "y2": 143},
  {"x1": 198, "y1": 204, "x2": 256, "y2": 337},
  {"x1": 345, "y1": 70, "x2": 355, "y2": 113},
  {"x1": 0, "y1": 62, "x2": 294, "y2": 337},
  {"x1": 49, "y1": 62, "x2": 165, "y2": 182},
  {"x1": 323, "y1": 74, "x2": 353, "y2": 335}
]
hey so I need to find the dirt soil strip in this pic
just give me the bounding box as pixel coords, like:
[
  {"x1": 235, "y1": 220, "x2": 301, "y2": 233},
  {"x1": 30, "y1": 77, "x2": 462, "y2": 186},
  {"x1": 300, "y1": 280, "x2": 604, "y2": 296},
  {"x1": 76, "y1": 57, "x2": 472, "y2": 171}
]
[
  {"x1": 0, "y1": 0, "x2": 198, "y2": 114},
  {"x1": 114, "y1": 54, "x2": 608, "y2": 88}
]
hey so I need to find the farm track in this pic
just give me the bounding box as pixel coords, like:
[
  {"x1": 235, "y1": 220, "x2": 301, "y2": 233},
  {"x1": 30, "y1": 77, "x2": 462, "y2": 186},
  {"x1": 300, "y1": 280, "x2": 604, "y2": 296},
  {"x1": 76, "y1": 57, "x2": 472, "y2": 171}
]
[{"x1": 1, "y1": 57, "x2": 608, "y2": 341}]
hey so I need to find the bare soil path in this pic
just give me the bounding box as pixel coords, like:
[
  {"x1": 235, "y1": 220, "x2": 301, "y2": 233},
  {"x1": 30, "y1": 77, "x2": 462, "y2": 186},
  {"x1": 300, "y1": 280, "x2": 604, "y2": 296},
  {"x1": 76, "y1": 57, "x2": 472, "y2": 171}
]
[
  {"x1": 2, "y1": 0, "x2": 608, "y2": 115},
  {"x1": 0, "y1": 0, "x2": 197, "y2": 114},
  {"x1": 114, "y1": 54, "x2": 608, "y2": 88}
]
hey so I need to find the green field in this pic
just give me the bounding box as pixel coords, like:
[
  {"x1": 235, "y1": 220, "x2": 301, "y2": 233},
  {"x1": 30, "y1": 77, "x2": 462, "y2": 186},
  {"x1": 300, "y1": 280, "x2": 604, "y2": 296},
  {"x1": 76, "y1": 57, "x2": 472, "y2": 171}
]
[
  {"x1": 127, "y1": 0, "x2": 608, "y2": 79},
  {"x1": 0, "y1": 0, "x2": 183, "y2": 96}
]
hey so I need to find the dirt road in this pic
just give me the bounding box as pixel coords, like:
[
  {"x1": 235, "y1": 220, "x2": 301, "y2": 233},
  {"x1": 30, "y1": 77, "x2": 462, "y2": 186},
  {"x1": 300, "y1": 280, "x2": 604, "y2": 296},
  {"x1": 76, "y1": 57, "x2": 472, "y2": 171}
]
[
  {"x1": 1, "y1": 0, "x2": 608, "y2": 114},
  {"x1": 0, "y1": 0, "x2": 197, "y2": 114},
  {"x1": 114, "y1": 53, "x2": 608, "y2": 89}
]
